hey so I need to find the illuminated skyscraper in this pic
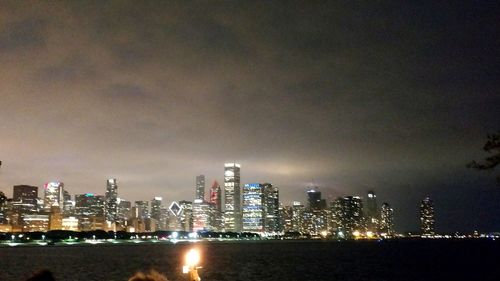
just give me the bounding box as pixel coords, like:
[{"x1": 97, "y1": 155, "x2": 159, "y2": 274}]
[
  {"x1": 420, "y1": 197, "x2": 435, "y2": 236},
  {"x1": 134, "y1": 201, "x2": 149, "y2": 220},
  {"x1": 263, "y1": 183, "x2": 280, "y2": 233},
  {"x1": 75, "y1": 193, "x2": 106, "y2": 231},
  {"x1": 209, "y1": 180, "x2": 223, "y2": 231},
  {"x1": 192, "y1": 199, "x2": 211, "y2": 231},
  {"x1": 179, "y1": 200, "x2": 193, "y2": 232},
  {"x1": 210, "y1": 180, "x2": 222, "y2": 212},
  {"x1": 196, "y1": 175, "x2": 206, "y2": 200},
  {"x1": 242, "y1": 183, "x2": 264, "y2": 232},
  {"x1": 44, "y1": 182, "x2": 64, "y2": 210},
  {"x1": 151, "y1": 197, "x2": 162, "y2": 221},
  {"x1": 12, "y1": 185, "x2": 38, "y2": 214},
  {"x1": 365, "y1": 190, "x2": 379, "y2": 232},
  {"x1": 242, "y1": 183, "x2": 280, "y2": 233},
  {"x1": 105, "y1": 178, "x2": 118, "y2": 223},
  {"x1": 75, "y1": 193, "x2": 105, "y2": 218},
  {"x1": 291, "y1": 202, "x2": 305, "y2": 233},
  {"x1": 337, "y1": 196, "x2": 364, "y2": 237},
  {"x1": 117, "y1": 198, "x2": 131, "y2": 224},
  {"x1": 379, "y1": 202, "x2": 394, "y2": 235},
  {"x1": 224, "y1": 163, "x2": 241, "y2": 232}
]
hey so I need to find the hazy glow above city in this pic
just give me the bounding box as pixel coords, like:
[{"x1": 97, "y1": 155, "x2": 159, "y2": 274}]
[{"x1": 0, "y1": 1, "x2": 499, "y2": 232}]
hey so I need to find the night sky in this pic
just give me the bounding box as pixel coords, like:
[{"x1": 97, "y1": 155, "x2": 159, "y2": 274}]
[{"x1": 0, "y1": 1, "x2": 499, "y2": 233}]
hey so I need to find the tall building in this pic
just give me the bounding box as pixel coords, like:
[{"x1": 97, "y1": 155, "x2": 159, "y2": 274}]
[
  {"x1": 13, "y1": 185, "x2": 38, "y2": 206},
  {"x1": 117, "y1": 198, "x2": 132, "y2": 224},
  {"x1": 242, "y1": 183, "x2": 265, "y2": 232},
  {"x1": 379, "y1": 202, "x2": 394, "y2": 235},
  {"x1": 134, "y1": 201, "x2": 149, "y2": 219},
  {"x1": 292, "y1": 202, "x2": 305, "y2": 233},
  {"x1": 178, "y1": 200, "x2": 193, "y2": 232},
  {"x1": 192, "y1": 199, "x2": 211, "y2": 231},
  {"x1": 49, "y1": 205, "x2": 62, "y2": 230},
  {"x1": 307, "y1": 188, "x2": 326, "y2": 211},
  {"x1": 209, "y1": 181, "x2": 223, "y2": 231},
  {"x1": 196, "y1": 175, "x2": 206, "y2": 200},
  {"x1": 334, "y1": 196, "x2": 365, "y2": 237},
  {"x1": 365, "y1": 190, "x2": 379, "y2": 232},
  {"x1": 75, "y1": 193, "x2": 105, "y2": 218},
  {"x1": 151, "y1": 197, "x2": 162, "y2": 221},
  {"x1": 105, "y1": 178, "x2": 118, "y2": 223},
  {"x1": 242, "y1": 183, "x2": 280, "y2": 233},
  {"x1": 210, "y1": 180, "x2": 222, "y2": 212},
  {"x1": 224, "y1": 163, "x2": 241, "y2": 232},
  {"x1": 0, "y1": 191, "x2": 7, "y2": 224},
  {"x1": 263, "y1": 183, "x2": 280, "y2": 233},
  {"x1": 44, "y1": 182, "x2": 64, "y2": 210},
  {"x1": 420, "y1": 197, "x2": 435, "y2": 236},
  {"x1": 62, "y1": 189, "x2": 74, "y2": 216},
  {"x1": 12, "y1": 185, "x2": 38, "y2": 215}
]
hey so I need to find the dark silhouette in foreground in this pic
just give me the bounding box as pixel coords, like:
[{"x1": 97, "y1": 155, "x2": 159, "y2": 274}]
[
  {"x1": 26, "y1": 270, "x2": 169, "y2": 281},
  {"x1": 468, "y1": 131, "x2": 500, "y2": 183},
  {"x1": 26, "y1": 270, "x2": 56, "y2": 281},
  {"x1": 128, "y1": 270, "x2": 169, "y2": 281}
]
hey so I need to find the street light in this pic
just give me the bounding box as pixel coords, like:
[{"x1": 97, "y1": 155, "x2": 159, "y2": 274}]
[{"x1": 182, "y1": 248, "x2": 201, "y2": 281}]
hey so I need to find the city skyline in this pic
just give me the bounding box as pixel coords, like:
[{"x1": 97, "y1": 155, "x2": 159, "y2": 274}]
[{"x1": 0, "y1": 2, "x2": 499, "y2": 233}]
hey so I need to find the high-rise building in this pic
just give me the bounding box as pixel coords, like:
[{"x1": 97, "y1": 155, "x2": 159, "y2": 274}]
[
  {"x1": 379, "y1": 202, "x2": 394, "y2": 236},
  {"x1": 224, "y1": 163, "x2": 241, "y2": 231},
  {"x1": 210, "y1": 180, "x2": 222, "y2": 212},
  {"x1": 117, "y1": 198, "x2": 131, "y2": 224},
  {"x1": 307, "y1": 188, "x2": 326, "y2": 211},
  {"x1": 196, "y1": 175, "x2": 206, "y2": 200},
  {"x1": 13, "y1": 185, "x2": 38, "y2": 206},
  {"x1": 242, "y1": 183, "x2": 280, "y2": 233},
  {"x1": 49, "y1": 205, "x2": 62, "y2": 230},
  {"x1": 280, "y1": 205, "x2": 294, "y2": 232},
  {"x1": 134, "y1": 201, "x2": 149, "y2": 220},
  {"x1": 105, "y1": 178, "x2": 118, "y2": 223},
  {"x1": 420, "y1": 197, "x2": 435, "y2": 236},
  {"x1": 263, "y1": 183, "x2": 280, "y2": 233},
  {"x1": 151, "y1": 197, "x2": 162, "y2": 220},
  {"x1": 167, "y1": 201, "x2": 183, "y2": 230},
  {"x1": 0, "y1": 191, "x2": 7, "y2": 224},
  {"x1": 62, "y1": 189, "x2": 74, "y2": 216},
  {"x1": 44, "y1": 182, "x2": 64, "y2": 210},
  {"x1": 12, "y1": 185, "x2": 38, "y2": 215},
  {"x1": 335, "y1": 196, "x2": 364, "y2": 237},
  {"x1": 242, "y1": 183, "x2": 265, "y2": 232},
  {"x1": 365, "y1": 190, "x2": 379, "y2": 232},
  {"x1": 192, "y1": 199, "x2": 211, "y2": 231},
  {"x1": 75, "y1": 193, "x2": 105, "y2": 218},
  {"x1": 292, "y1": 202, "x2": 305, "y2": 233},
  {"x1": 209, "y1": 181, "x2": 223, "y2": 231},
  {"x1": 179, "y1": 200, "x2": 193, "y2": 232}
]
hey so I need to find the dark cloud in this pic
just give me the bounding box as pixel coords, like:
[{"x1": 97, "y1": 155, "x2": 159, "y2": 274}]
[{"x1": 0, "y1": 1, "x2": 499, "y2": 232}]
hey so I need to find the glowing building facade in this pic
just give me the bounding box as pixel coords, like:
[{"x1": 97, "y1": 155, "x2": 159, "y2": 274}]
[
  {"x1": 365, "y1": 190, "x2": 379, "y2": 232},
  {"x1": 242, "y1": 183, "x2": 280, "y2": 233},
  {"x1": 192, "y1": 199, "x2": 211, "y2": 231},
  {"x1": 420, "y1": 197, "x2": 435, "y2": 236},
  {"x1": 224, "y1": 163, "x2": 241, "y2": 231},
  {"x1": 105, "y1": 178, "x2": 118, "y2": 223},
  {"x1": 379, "y1": 202, "x2": 394, "y2": 235},
  {"x1": 242, "y1": 183, "x2": 264, "y2": 232},
  {"x1": 196, "y1": 175, "x2": 206, "y2": 200},
  {"x1": 44, "y1": 182, "x2": 64, "y2": 210}
]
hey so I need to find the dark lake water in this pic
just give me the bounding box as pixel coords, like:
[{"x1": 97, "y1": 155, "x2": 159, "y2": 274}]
[{"x1": 0, "y1": 239, "x2": 498, "y2": 281}]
